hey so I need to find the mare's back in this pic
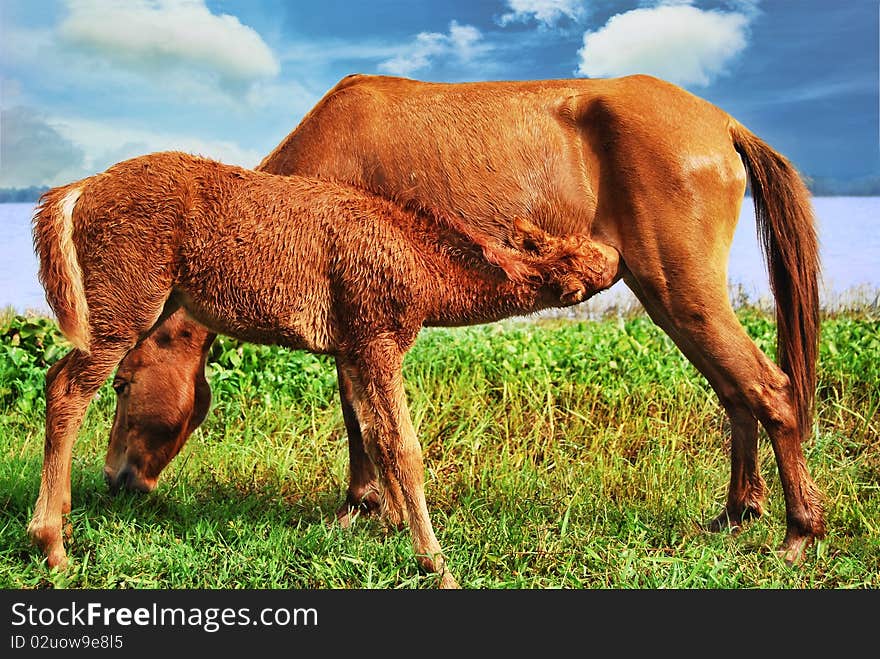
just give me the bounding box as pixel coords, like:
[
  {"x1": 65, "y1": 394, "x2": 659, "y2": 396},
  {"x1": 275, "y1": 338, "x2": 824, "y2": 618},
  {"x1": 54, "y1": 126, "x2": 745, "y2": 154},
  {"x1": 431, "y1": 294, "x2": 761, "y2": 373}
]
[{"x1": 257, "y1": 74, "x2": 732, "y2": 243}]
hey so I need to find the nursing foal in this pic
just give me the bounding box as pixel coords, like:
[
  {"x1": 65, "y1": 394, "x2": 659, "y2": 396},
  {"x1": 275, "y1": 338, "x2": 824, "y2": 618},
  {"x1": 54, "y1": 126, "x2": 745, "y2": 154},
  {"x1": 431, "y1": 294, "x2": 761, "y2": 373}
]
[{"x1": 29, "y1": 150, "x2": 620, "y2": 588}]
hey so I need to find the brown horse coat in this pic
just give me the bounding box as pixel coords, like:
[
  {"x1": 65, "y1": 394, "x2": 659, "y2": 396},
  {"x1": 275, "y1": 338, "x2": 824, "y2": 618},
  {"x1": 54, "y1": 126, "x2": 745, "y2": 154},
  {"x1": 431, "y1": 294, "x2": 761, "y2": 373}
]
[
  {"x1": 262, "y1": 75, "x2": 823, "y2": 559},
  {"x1": 38, "y1": 73, "x2": 825, "y2": 584},
  {"x1": 29, "y1": 150, "x2": 618, "y2": 587}
]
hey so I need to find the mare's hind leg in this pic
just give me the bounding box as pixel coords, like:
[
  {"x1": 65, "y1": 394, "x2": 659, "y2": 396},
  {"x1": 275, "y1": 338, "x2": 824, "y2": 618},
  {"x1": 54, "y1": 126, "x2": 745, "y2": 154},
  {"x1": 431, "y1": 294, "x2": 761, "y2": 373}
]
[
  {"x1": 27, "y1": 342, "x2": 135, "y2": 569},
  {"x1": 339, "y1": 339, "x2": 458, "y2": 588},
  {"x1": 622, "y1": 267, "x2": 823, "y2": 562},
  {"x1": 625, "y1": 275, "x2": 768, "y2": 531},
  {"x1": 707, "y1": 403, "x2": 766, "y2": 532}
]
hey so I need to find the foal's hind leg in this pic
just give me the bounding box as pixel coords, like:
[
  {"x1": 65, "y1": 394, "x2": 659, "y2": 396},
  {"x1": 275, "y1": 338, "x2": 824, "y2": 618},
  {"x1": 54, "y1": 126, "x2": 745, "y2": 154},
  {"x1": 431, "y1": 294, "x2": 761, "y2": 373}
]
[
  {"x1": 339, "y1": 339, "x2": 458, "y2": 588},
  {"x1": 623, "y1": 268, "x2": 823, "y2": 561},
  {"x1": 27, "y1": 342, "x2": 134, "y2": 568}
]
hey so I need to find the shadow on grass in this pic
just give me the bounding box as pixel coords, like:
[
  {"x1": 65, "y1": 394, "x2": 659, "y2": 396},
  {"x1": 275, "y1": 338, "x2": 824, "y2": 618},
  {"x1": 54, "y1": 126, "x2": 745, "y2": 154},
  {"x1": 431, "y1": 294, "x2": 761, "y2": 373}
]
[{"x1": 1, "y1": 457, "x2": 359, "y2": 567}]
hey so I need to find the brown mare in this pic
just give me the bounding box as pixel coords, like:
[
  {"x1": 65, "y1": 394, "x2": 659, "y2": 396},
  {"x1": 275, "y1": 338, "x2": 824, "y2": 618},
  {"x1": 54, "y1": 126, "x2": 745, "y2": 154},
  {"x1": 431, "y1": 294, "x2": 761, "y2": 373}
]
[
  {"x1": 35, "y1": 73, "x2": 824, "y2": 582},
  {"x1": 29, "y1": 150, "x2": 619, "y2": 588}
]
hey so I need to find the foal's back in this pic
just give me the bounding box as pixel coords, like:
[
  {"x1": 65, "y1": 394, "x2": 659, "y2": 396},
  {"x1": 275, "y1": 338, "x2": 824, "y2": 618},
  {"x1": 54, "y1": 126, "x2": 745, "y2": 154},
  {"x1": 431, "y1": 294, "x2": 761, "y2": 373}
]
[
  {"x1": 74, "y1": 153, "x2": 432, "y2": 350},
  {"x1": 54, "y1": 151, "x2": 603, "y2": 356},
  {"x1": 65, "y1": 152, "x2": 479, "y2": 352}
]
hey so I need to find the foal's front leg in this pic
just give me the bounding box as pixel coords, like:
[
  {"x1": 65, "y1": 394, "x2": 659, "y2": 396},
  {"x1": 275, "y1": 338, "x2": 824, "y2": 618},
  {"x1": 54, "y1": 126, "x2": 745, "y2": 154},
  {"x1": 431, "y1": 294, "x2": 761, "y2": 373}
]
[{"x1": 339, "y1": 341, "x2": 459, "y2": 589}]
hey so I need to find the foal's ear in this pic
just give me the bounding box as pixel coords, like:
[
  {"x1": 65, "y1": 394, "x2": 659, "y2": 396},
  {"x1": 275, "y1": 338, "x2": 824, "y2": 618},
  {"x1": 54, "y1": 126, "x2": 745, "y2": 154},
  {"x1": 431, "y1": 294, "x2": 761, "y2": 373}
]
[{"x1": 511, "y1": 216, "x2": 546, "y2": 253}]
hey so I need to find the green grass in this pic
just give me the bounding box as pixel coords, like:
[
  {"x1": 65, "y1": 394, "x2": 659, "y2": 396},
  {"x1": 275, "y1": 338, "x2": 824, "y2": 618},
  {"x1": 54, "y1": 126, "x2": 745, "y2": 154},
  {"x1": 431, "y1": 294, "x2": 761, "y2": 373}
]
[{"x1": 1, "y1": 304, "x2": 878, "y2": 589}]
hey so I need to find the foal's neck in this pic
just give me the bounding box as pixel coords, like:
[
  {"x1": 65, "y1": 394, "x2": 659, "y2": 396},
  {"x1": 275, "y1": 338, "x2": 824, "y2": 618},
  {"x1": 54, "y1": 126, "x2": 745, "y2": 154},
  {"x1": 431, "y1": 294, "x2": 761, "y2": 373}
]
[{"x1": 416, "y1": 216, "x2": 555, "y2": 326}]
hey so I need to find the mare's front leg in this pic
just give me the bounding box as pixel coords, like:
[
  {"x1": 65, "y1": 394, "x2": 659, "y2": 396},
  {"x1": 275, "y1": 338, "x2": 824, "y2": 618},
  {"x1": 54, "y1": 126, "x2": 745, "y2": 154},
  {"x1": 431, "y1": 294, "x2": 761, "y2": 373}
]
[
  {"x1": 334, "y1": 359, "x2": 384, "y2": 526},
  {"x1": 339, "y1": 339, "x2": 459, "y2": 589}
]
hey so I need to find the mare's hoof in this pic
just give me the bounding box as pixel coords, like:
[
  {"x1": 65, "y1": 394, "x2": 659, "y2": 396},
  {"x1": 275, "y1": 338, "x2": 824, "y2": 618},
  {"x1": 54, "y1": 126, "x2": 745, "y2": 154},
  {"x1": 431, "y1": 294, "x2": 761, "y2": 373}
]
[{"x1": 704, "y1": 505, "x2": 763, "y2": 534}]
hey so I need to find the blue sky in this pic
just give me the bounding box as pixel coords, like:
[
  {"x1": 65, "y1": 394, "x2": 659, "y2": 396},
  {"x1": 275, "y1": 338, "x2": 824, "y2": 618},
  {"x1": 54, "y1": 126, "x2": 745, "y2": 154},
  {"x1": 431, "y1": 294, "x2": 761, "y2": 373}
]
[{"x1": 1, "y1": 0, "x2": 877, "y2": 189}]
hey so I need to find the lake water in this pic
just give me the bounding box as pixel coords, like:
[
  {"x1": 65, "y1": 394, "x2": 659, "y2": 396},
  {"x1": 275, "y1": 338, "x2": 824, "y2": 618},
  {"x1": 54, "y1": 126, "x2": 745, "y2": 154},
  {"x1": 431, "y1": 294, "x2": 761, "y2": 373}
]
[{"x1": 1, "y1": 197, "x2": 878, "y2": 316}]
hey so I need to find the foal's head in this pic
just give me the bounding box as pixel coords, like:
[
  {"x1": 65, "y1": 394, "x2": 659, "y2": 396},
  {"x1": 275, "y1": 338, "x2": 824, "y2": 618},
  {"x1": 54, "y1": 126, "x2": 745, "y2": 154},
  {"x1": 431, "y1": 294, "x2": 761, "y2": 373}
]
[
  {"x1": 104, "y1": 310, "x2": 213, "y2": 493},
  {"x1": 507, "y1": 217, "x2": 620, "y2": 307}
]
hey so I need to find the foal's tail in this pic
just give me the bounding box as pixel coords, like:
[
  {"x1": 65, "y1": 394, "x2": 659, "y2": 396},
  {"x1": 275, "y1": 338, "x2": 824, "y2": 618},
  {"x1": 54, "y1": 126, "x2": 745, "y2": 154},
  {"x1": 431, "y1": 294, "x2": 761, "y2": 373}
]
[
  {"x1": 730, "y1": 121, "x2": 820, "y2": 440},
  {"x1": 33, "y1": 183, "x2": 91, "y2": 353}
]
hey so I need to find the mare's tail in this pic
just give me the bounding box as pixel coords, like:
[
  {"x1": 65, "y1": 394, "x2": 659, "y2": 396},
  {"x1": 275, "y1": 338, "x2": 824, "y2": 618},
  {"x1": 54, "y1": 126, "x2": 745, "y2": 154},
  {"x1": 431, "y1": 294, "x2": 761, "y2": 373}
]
[{"x1": 730, "y1": 121, "x2": 820, "y2": 439}]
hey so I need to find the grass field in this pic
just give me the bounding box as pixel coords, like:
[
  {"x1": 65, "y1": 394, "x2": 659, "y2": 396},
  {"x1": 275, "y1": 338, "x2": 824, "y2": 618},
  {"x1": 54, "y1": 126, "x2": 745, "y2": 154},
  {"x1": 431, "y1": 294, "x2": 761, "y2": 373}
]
[{"x1": 1, "y1": 303, "x2": 877, "y2": 589}]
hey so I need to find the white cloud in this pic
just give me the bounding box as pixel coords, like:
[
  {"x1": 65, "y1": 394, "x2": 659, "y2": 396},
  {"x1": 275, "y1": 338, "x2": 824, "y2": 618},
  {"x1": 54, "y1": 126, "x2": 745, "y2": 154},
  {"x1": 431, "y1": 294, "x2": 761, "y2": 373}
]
[
  {"x1": 448, "y1": 21, "x2": 483, "y2": 60},
  {"x1": 58, "y1": 0, "x2": 279, "y2": 87},
  {"x1": 53, "y1": 116, "x2": 264, "y2": 173},
  {"x1": 378, "y1": 21, "x2": 487, "y2": 76},
  {"x1": 0, "y1": 108, "x2": 86, "y2": 188},
  {"x1": 498, "y1": 0, "x2": 585, "y2": 27},
  {"x1": 0, "y1": 107, "x2": 263, "y2": 188},
  {"x1": 576, "y1": 3, "x2": 750, "y2": 87}
]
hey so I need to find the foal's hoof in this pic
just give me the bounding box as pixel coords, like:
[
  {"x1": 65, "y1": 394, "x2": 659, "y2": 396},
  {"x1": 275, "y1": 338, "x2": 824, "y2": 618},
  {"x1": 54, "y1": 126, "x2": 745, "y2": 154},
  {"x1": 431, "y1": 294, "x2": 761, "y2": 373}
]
[
  {"x1": 336, "y1": 491, "x2": 381, "y2": 528},
  {"x1": 28, "y1": 531, "x2": 69, "y2": 571},
  {"x1": 46, "y1": 547, "x2": 70, "y2": 571},
  {"x1": 438, "y1": 572, "x2": 461, "y2": 589},
  {"x1": 778, "y1": 534, "x2": 814, "y2": 566}
]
